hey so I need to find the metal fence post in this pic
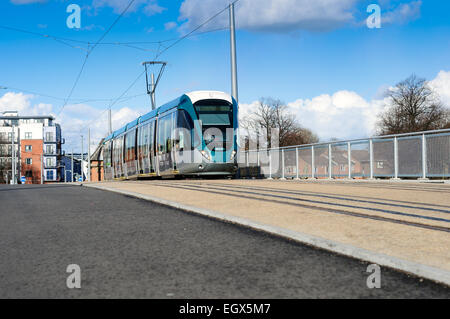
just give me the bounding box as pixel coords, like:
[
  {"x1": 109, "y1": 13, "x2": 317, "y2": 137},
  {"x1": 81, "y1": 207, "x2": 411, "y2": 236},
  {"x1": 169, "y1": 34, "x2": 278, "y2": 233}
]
[
  {"x1": 421, "y1": 134, "x2": 428, "y2": 180},
  {"x1": 393, "y1": 137, "x2": 399, "y2": 180},
  {"x1": 369, "y1": 139, "x2": 374, "y2": 179},
  {"x1": 328, "y1": 144, "x2": 332, "y2": 179},
  {"x1": 268, "y1": 150, "x2": 273, "y2": 180},
  {"x1": 311, "y1": 146, "x2": 315, "y2": 179},
  {"x1": 347, "y1": 142, "x2": 352, "y2": 179},
  {"x1": 280, "y1": 149, "x2": 286, "y2": 180},
  {"x1": 295, "y1": 147, "x2": 300, "y2": 180}
]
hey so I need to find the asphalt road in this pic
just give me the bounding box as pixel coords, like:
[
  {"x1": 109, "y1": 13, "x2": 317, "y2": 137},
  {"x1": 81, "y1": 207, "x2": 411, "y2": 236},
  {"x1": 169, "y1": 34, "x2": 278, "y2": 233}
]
[{"x1": 0, "y1": 184, "x2": 448, "y2": 298}]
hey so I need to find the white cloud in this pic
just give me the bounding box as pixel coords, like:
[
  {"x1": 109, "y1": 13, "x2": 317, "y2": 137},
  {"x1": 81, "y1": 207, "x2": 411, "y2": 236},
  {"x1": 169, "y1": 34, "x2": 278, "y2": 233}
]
[
  {"x1": 429, "y1": 70, "x2": 450, "y2": 107},
  {"x1": 382, "y1": 1, "x2": 422, "y2": 25},
  {"x1": 179, "y1": 0, "x2": 358, "y2": 33},
  {"x1": 91, "y1": 0, "x2": 166, "y2": 15},
  {"x1": 240, "y1": 70, "x2": 450, "y2": 142},
  {"x1": 178, "y1": 0, "x2": 423, "y2": 33},
  {"x1": 164, "y1": 21, "x2": 177, "y2": 31},
  {"x1": 0, "y1": 92, "x2": 33, "y2": 113},
  {"x1": 58, "y1": 103, "x2": 143, "y2": 153}
]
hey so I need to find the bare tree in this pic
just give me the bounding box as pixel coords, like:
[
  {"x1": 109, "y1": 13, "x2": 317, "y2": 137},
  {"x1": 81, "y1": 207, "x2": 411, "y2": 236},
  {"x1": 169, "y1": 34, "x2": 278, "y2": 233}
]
[
  {"x1": 377, "y1": 74, "x2": 449, "y2": 135},
  {"x1": 242, "y1": 97, "x2": 319, "y2": 149}
]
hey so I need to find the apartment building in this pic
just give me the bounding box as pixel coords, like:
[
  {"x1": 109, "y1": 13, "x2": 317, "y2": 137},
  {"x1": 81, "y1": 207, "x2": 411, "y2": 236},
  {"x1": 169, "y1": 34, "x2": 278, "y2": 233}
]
[{"x1": 0, "y1": 111, "x2": 64, "y2": 184}]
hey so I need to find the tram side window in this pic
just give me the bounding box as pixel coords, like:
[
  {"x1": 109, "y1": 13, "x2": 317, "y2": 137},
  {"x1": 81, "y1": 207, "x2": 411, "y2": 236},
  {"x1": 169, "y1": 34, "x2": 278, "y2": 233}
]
[
  {"x1": 137, "y1": 126, "x2": 145, "y2": 160},
  {"x1": 158, "y1": 115, "x2": 173, "y2": 154},
  {"x1": 177, "y1": 110, "x2": 194, "y2": 150},
  {"x1": 142, "y1": 125, "x2": 149, "y2": 157},
  {"x1": 125, "y1": 130, "x2": 136, "y2": 162},
  {"x1": 149, "y1": 121, "x2": 155, "y2": 155}
]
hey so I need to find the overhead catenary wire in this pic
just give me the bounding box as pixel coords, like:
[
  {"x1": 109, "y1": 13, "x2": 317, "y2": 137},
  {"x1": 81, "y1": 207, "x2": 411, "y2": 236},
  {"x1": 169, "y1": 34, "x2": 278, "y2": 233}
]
[
  {"x1": 56, "y1": 0, "x2": 137, "y2": 117},
  {"x1": 153, "y1": 2, "x2": 238, "y2": 59},
  {"x1": 0, "y1": 25, "x2": 229, "y2": 53},
  {"x1": 75, "y1": 1, "x2": 239, "y2": 137},
  {"x1": 0, "y1": 85, "x2": 146, "y2": 104},
  {"x1": 77, "y1": 69, "x2": 147, "y2": 133}
]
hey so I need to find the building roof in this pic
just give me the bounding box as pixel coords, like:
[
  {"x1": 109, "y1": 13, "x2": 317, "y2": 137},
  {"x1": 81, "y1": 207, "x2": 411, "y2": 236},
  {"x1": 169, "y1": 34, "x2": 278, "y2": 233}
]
[{"x1": 0, "y1": 115, "x2": 55, "y2": 120}]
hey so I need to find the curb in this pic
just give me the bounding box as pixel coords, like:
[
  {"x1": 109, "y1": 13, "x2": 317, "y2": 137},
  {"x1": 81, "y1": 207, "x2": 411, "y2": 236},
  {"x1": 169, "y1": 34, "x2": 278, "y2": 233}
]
[{"x1": 85, "y1": 183, "x2": 450, "y2": 287}]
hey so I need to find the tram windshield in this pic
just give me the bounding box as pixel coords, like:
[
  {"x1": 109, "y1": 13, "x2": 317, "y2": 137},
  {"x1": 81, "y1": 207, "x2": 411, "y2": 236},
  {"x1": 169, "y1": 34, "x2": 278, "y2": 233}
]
[
  {"x1": 194, "y1": 100, "x2": 233, "y2": 127},
  {"x1": 194, "y1": 100, "x2": 234, "y2": 150}
]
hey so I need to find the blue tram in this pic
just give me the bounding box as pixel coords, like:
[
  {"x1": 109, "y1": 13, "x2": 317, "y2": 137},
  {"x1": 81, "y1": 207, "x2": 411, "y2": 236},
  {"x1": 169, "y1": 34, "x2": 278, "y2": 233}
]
[{"x1": 103, "y1": 91, "x2": 239, "y2": 180}]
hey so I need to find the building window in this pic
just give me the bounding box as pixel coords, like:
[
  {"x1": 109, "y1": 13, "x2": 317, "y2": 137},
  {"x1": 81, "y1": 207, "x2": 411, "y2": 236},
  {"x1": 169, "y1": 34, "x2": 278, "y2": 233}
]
[
  {"x1": 25, "y1": 170, "x2": 33, "y2": 177},
  {"x1": 45, "y1": 132, "x2": 54, "y2": 142},
  {"x1": 25, "y1": 132, "x2": 32, "y2": 139},
  {"x1": 340, "y1": 164, "x2": 345, "y2": 172},
  {"x1": 25, "y1": 145, "x2": 32, "y2": 152},
  {"x1": 46, "y1": 158, "x2": 53, "y2": 167},
  {"x1": 46, "y1": 145, "x2": 53, "y2": 154},
  {"x1": 26, "y1": 158, "x2": 32, "y2": 165}
]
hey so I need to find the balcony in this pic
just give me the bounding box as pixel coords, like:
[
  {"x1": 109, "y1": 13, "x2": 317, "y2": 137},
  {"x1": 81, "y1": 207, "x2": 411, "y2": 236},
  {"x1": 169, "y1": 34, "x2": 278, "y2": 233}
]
[
  {"x1": 43, "y1": 149, "x2": 61, "y2": 156},
  {"x1": 44, "y1": 160, "x2": 60, "y2": 169}
]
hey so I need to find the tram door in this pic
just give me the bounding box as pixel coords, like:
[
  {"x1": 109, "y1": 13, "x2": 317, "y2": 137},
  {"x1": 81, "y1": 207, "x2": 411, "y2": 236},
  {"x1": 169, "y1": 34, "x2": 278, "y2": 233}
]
[
  {"x1": 157, "y1": 112, "x2": 176, "y2": 175},
  {"x1": 137, "y1": 122, "x2": 155, "y2": 175}
]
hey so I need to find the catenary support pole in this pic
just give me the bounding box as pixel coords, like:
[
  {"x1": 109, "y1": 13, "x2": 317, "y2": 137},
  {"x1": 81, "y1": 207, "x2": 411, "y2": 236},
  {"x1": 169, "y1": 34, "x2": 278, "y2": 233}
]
[
  {"x1": 229, "y1": 2, "x2": 238, "y2": 102},
  {"x1": 151, "y1": 73, "x2": 156, "y2": 110}
]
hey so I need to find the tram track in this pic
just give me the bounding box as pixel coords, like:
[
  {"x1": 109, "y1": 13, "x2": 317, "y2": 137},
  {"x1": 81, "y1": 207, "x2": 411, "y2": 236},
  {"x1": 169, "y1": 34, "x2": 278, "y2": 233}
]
[
  {"x1": 158, "y1": 181, "x2": 450, "y2": 223},
  {"x1": 287, "y1": 180, "x2": 450, "y2": 193},
  {"x1": 129, "y1": 181, "x2": 450, "y2": 233},
  {"x1": 197, "y1": 182, "x2": 450, "y2": 214}
]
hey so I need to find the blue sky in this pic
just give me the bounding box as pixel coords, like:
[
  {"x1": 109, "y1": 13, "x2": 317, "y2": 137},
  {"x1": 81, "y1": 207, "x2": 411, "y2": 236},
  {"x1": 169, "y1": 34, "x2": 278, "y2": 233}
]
[{"x1": 0, "y1": 0, "x2": 449, "y2": 150}]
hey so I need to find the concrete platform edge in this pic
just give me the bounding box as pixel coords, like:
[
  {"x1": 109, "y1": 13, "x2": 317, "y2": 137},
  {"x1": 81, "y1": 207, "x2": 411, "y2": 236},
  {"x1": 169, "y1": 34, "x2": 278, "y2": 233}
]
[{"x1": 84, "y1": 183, "x2": 450, "y2": 287}]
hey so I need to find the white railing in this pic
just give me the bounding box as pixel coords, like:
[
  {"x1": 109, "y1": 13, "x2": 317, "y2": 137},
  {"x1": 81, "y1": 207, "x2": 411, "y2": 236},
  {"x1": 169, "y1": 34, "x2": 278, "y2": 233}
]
[{"x1": 238, "y1": 128, "x2": 450, "y2": 180}]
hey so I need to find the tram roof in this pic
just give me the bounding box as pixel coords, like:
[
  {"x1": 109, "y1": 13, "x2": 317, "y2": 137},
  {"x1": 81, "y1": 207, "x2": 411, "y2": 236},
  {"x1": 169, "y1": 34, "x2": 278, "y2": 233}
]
[{"x1": 105, "y1": 91, "x2": 233, "y2": 142}]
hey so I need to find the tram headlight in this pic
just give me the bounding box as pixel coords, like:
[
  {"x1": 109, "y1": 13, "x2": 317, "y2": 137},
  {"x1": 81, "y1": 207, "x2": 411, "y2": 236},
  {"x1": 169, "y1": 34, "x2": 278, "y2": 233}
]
[
  {"x1": 201, "y1": 150, "x2": 210, "y2": 161},
  {"x1": 230, "y1": 150, "x2": 236, "y2": 160}
]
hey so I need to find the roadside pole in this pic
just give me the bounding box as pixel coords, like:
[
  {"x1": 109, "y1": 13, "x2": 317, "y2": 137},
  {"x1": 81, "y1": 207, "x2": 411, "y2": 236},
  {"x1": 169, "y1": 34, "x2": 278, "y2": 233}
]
[
  {"x1": 11, "y1": 125, "x2": 15, "y2": 184},
  {"x1": 81, "y1": 135, "x2": 84, "y2": 181},
  {"x1": 88, "y1": 128, "x2": 91, "y2": 182},
  {"x1": 71, "y1": 149, "x2": 74, "y2": 183},
  {"x1": 40, "y1": 154, "x2": 43, "y2": 184}
]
